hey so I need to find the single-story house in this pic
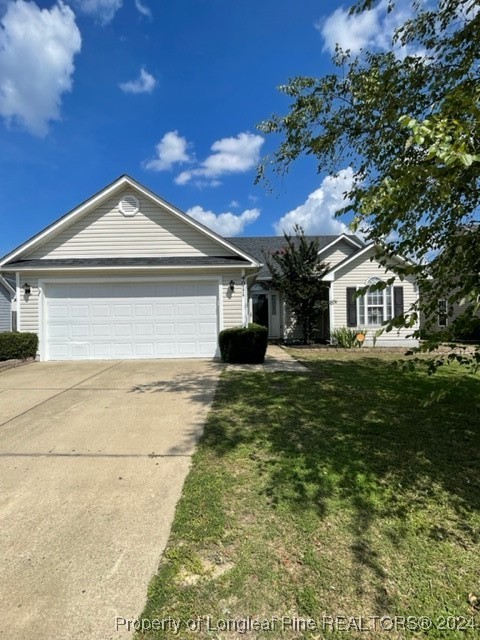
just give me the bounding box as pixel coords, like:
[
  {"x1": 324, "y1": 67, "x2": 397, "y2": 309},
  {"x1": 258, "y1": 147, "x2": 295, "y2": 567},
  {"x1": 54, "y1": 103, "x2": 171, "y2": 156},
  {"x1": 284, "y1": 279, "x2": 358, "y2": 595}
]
[
  {"x1": 0, "y1": 175, "x2": 418, "y2": 360},
  {"x1": 228, "y1": 235, "x2": 419, "y2": 346},
  {"x1": 0, "y1": 275, "x2": 15, "y2": 332}
]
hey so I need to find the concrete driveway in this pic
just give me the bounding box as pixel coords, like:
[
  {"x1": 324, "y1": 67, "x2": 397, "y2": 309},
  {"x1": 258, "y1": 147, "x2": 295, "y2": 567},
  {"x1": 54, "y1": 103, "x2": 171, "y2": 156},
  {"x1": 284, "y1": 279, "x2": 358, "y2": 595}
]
[{"x1": 0, "y1": 359, "x2": 222, "y2": 640}]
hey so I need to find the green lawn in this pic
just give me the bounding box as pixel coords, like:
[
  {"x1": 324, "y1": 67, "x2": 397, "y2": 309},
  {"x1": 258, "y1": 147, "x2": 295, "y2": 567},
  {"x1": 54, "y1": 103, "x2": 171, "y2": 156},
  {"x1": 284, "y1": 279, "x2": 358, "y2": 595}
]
[{"x1": 137, "y1": 350, "x2": 480, "y2": 639}]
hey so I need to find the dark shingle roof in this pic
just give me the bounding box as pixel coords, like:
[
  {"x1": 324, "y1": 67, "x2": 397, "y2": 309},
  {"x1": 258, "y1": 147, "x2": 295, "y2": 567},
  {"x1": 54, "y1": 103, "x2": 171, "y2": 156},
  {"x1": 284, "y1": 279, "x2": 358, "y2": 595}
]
[
  {"x1": 3, "y1": 256, "x2": 250, "y2": 270},
  {"x1": 226, "y1": 235, "x2": 363, "y2": 278}
]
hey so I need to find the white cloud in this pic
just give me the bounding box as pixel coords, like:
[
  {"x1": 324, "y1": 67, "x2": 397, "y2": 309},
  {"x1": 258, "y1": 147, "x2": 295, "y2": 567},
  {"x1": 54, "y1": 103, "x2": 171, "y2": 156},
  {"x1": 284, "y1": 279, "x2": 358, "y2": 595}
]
[
  {"x1": 176, "y1": 132, "x2": 264, "y2": 187},
  {"x1": 318, "y1": 0, "x2": 413, "y2": 56},
  {"x1": 119, "y1": 67, "x2": 156, "y2": 94},
  {"x1": 229, "y1": 200, "x2": 240, "y2": 208},
  {"x1": 73, "y1": 0, "x2": 122, "y2": 24},
  {"x1": 0, "y1": 0, "x2": 81, "y2": 136},
  {"x1": 134, "y1": 0, "x2": 151, "y2": 18},
  {"x1": 186, "y1": 205, "x2": 260, "y2": 236},
  {"x1": 144, "y1": 130, "x2": 192, "y2": 171},
  {"x1": 274, "y1": 168, "x2": 354, "y2": 235}
]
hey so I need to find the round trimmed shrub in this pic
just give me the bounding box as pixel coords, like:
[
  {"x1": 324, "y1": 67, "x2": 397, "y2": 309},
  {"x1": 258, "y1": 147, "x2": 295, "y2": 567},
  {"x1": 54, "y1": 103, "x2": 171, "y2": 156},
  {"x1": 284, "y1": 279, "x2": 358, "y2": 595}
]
[{"x1": 219, "y1": 323, "x2": 268, "y2": 364}]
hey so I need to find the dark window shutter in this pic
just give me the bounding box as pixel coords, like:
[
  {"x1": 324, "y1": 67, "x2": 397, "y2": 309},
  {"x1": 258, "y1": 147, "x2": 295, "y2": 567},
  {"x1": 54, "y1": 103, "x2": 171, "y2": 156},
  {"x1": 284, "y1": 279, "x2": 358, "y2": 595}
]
[
  {"x1": 346, "y1": 287, "x2": 357, "y2": 327},
  {"x1": 393, "y1": 286, "x2": 404, "y2": 317}
]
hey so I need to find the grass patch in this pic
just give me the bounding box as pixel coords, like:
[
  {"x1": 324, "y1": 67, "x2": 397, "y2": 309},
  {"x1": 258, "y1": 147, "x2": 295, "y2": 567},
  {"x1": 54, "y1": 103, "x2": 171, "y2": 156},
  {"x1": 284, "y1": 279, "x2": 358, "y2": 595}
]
[{"x1": 138, "y1": 350, "x2": 480, "y2": 639}]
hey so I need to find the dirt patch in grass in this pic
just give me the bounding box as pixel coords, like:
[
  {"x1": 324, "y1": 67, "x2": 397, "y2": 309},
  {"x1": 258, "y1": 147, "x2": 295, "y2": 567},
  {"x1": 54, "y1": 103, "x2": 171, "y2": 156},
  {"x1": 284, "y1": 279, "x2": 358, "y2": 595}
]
[{"x1": 137, "y1": 352, "x2": 480, "y2": 639}]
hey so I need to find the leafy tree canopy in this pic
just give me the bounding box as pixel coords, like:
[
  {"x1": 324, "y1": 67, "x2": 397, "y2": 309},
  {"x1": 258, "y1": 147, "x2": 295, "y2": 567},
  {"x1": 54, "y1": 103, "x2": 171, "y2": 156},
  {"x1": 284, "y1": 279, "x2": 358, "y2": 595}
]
[
  {"x1": 258, "y1": 0, "x2": 480, "y2": 367},
  {"x1": 265, "y1": 225, "x2": 329, "y2": 344}
]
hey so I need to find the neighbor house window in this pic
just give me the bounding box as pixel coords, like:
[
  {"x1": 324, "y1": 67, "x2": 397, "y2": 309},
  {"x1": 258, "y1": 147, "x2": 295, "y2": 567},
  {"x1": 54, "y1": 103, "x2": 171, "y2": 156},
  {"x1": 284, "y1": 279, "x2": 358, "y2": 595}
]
[
  {"x1": 438, "y1": 299, "x2": 448, "y2": 327},
  {"x1": 358, "y1": 277, "x2": 393, "y2": 326}
]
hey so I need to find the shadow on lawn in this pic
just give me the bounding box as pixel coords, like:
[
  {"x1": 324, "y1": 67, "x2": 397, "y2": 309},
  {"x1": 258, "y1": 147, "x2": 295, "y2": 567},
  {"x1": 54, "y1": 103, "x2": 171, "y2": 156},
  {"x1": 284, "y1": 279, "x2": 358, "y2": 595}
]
[{"x1": 201, "y1": 357, "x2": 480, "y2": 613}]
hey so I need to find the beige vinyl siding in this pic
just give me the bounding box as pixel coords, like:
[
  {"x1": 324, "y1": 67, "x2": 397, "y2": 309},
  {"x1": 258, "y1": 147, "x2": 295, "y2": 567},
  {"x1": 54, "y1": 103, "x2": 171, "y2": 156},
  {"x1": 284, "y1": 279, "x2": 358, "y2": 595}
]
[
  {"x1": 222, "y1": 274, "x2": 244, "y2": 329},
  {"x1": 333, "y1": 247, "x2": 419, "y2": 345},
  {"x1": 27, "y1": 189, "x2": 236, "y2": 259},
  {"x1": 18, "y1": 275, "x2": 40, "y2": 334},
  {"x1": 320, "y1": 240, "x2": 358, "y2": 270}
]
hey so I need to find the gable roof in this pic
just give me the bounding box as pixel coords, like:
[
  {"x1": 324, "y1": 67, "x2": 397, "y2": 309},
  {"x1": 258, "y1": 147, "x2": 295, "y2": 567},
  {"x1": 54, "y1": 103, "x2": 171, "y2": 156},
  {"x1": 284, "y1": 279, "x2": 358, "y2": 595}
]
[
  {"x1": 227, "y1": 234, "x2": 364, "y2": 278},
  {"x1": 0, "y1": 175, "x2": 260, "y2": 269}
]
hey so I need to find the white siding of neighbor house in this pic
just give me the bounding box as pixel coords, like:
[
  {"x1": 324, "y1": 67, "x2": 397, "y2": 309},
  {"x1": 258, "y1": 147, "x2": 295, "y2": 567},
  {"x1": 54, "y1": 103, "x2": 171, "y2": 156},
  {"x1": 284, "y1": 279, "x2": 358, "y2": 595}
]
[
  {"x1": 319, "y1": 240, "x2": 358, "y2": 270},
  {"x1": 0, "y1": 284, "x2": 12, "y2": 331},
  {"x1": 26, "y1": 189, "x2": 236, "y2": 259},
  {"x1": 332, "y1": 247, "x2": 419, "y2": 345},
  {"x1": 17, "y1": 271, "x2": 245, "y2": 353}
]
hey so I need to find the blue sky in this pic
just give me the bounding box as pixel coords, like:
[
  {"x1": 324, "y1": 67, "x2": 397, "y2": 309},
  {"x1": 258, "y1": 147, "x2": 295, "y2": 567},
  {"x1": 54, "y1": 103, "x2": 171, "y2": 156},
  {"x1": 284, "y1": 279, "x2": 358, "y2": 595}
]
[{"x1": 0, "y1": 0, "x2": 405, "y2": 256}]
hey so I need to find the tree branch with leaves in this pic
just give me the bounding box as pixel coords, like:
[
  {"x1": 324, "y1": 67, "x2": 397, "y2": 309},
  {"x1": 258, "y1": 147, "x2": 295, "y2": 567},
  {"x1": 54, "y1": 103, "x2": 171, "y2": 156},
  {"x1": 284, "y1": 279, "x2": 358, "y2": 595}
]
[{"x1": 257, "y1": 0, "x2": 480, "y2": 368}]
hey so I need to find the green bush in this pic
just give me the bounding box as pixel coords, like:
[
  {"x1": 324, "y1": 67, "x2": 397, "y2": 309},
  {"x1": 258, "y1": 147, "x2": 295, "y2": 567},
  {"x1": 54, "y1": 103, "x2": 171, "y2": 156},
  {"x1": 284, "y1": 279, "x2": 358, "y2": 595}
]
[
  {"x1": 330, "y1": 327, "x2": 368, "y2": 348},
  {"x1": 0, "y1": 332, "x2": 38, "y2": 361},
  {"x1": 451, "y1": 316, "x2": 480, "y2": 342},
  {"x1": 219, "y1": 323, "x2": 268, "y2": 363}
]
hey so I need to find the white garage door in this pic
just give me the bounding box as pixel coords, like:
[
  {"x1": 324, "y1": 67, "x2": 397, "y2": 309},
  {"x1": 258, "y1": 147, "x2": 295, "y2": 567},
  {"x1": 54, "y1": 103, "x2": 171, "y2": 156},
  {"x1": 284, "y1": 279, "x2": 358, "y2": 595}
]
[{"x1": 44, "y1": 282, "x2": 219, "y2": 360}]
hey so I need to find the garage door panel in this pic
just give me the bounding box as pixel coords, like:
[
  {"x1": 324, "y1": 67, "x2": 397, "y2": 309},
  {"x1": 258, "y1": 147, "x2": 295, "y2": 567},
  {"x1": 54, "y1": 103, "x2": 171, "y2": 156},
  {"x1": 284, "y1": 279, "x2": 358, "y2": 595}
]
[
  {"x1": 92, "y1": 305, "x2": 110, "y2": 318},
  {"x1": 155, "y1": 303, "x2": 174, "y2": 316},
  {"x1": 178, "y1": 342, "x2": 196, "y2": 355},
  {"x1": 93, "y1": 344, "x2": 112, "y2": 358},
  {"x1": 135, "y1": 323, "x2": 154, "y2": 337},
  {"x1": 178, "y1": 323, "x2": 195, "y2": 335},
  {"x1": 199, "y1": 322, "x2": 216, "y2": 335},
  {"x1": 49, "y1": 304, "x2": 68, "y2": 319},
  {"x1": 45, "y1": 282, "x2": 219, "y2": 360},
  {"x1": 71, "y1": 305, "x2": 89, "y2": 318},
  {"x1": 70, "y1": 325, "x2": 89, "y2": 339},
  {"x1": 178, "y1": 303, "x2": 195, "y2": 315},
  {"x1": 156, "y1": 343, "x2": 175, "y2": 356},
  {"x1": 114, "y1": 304, "x2": 133, "y2": 317},
  {"x1": 199, "y1": 341, "x2": 217, "y2": 355},
  {"x1": 134, "y1": 304, "x2": 154, "y2": 317},
  {"x1": 199, "y1": 302, "x2": 216, "y2": 315},
  {"x1": 71, "y1": 343, "x2": 89, "y2": 358},
  {"x1": 135, "y1": 343, "x2": 154, "y2": 357},
  {"x1": 93, "y1": 324, "x2": 111, "y2": 338},
  {"x1": 113, "y1": 324, "x2": 133, "y2": 338}
]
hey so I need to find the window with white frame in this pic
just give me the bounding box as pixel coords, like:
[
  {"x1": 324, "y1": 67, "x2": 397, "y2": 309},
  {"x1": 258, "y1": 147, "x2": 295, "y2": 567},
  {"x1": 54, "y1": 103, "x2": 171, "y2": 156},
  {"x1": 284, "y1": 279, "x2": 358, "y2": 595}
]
[
  {"x1": 438, "y1": 299, "x2": 448, "y2": 327},
  {"x1": 358, "y1": 277, "x2": 393, "y2": 326}
]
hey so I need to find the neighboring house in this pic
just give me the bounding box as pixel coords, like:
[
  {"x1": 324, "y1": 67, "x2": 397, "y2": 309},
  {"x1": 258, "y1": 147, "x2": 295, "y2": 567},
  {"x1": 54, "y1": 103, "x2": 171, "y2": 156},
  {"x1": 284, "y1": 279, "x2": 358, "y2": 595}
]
[
  {"x1": 0, "y1": 275, "x2": 15, "y2": 332},
  {"x1": 229, "y1": 235, "x2": 419, "y2": 347},
  {"x1": 0, "y1": 175, "x2": 418, "y2": 361}
]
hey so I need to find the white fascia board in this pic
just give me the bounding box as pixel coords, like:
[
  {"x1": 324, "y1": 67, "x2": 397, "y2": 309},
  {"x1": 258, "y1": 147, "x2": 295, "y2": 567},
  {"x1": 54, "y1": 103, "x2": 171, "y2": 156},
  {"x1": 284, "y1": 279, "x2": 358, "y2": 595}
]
[
  {"x1": 0, "y1": 175, "x2": 260, "y2": 268},
  {"x1": 317, "y1": 234, "x2": 363, "y2": 258}
]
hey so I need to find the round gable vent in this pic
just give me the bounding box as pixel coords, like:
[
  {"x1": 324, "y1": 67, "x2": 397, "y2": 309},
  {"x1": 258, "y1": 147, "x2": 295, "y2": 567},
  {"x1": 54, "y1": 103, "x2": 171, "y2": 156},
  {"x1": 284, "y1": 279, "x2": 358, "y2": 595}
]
[{"x1": 119, "y1": 194, "x2": 139, "y2": 217}]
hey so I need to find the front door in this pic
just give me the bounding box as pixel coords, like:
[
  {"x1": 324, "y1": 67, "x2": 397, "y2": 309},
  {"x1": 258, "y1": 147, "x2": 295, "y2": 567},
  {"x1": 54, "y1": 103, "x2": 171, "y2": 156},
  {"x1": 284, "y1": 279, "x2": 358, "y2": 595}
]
[{"x1": 251, "y1": 283, "x2": 280, "y2": 339}]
